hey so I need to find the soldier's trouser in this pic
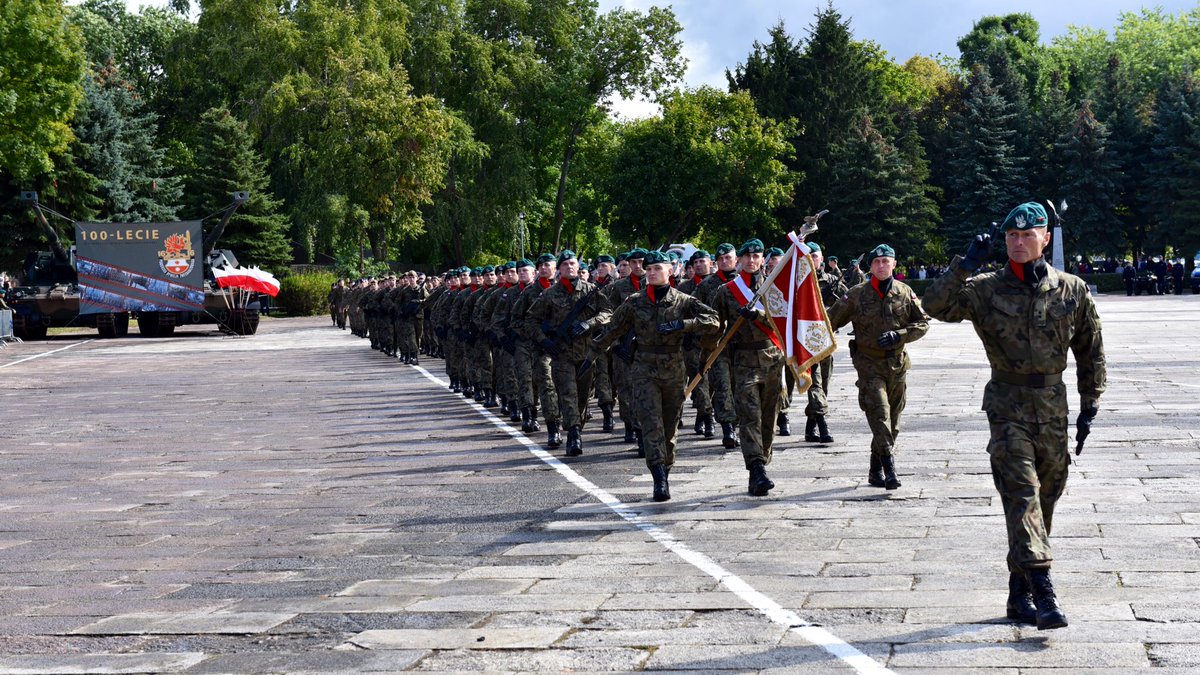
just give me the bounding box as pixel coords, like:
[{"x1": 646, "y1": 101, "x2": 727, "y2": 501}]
[
  {"x1": 852, "y1": 352, "x2": 909, "y2": 458},
  {"x1": 685, "y1": 348, "x2": 712, "y2": 415},
  {"x1": 632, "y1": 355, "x2": 686, "y2": 468},
  {"x1": 443, "y1": 333, "x2": 458, "y2": 378},
  {"x1": 593, "y1": 351, "x2": 614, "y2": 407},
  {"x1": 516, "y1": 341, "x2": 557, "y2": 420},
  {"x1": 987, "y1": 414, "x2": 1069, "y2": 572},
  {"x1": 710, "y1": 355, "x2": 737, "y2": 423},
  {"x1": 613, "y1": 354, "x2": 635, "y2": 425},
  {"x1": 732, "y1": 351, "x2": 784, "y2": 469},
  {"x1": 804, "y1": 355, "x2": 833, "y2": 418},
  {"x1": 472, "y1": 340, "x2": 493, "y2": 387},
  {"x1": 413, "y1": 317, "x2": 423, "y2": 352},
  {"x1": 551, "y1": 357, "x2": 593, "y2": 429},
  {"x1": 495, "y1": 346, "x2": 516, "y2": 401}
]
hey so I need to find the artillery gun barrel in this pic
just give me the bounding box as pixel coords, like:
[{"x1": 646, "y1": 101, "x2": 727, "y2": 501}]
[
  {"x1": 201, "y1": 191, "x2": 249, "y2": 260},
  {"x1": 21, "y1": 192, "x2": 70, "y2": 265}
]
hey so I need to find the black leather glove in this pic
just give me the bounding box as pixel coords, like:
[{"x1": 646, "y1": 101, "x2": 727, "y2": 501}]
[
  {"x1": 1075, "y1": 401, "x2": 1099, "y2": 455},
  {"x1": 656, "y1": 320, "x2": 685, "y2": 334},
  {"x1": 737, "y1": 306, "x2": 760, "y2": 321},
  {"x1": 540, "y1": 338, "x2": 560, "y2": 356},
  {"x1": 960, "y1": 232, "x2": 993, "y2": 272},
  {"x1": 877, "y1": 330, "x2": 902, "y2": 348},
  {"x1": 570, "y1": 320, "x2": 590, "y2": 338}
]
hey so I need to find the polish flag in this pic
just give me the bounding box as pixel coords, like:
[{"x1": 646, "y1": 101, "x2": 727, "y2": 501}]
[{"x1": 767, "y1": 232, "x2": 836, "y2": 394}]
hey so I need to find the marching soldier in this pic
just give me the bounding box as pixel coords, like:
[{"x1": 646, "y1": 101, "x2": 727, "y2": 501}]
[
  {"x1": 431, "y1": 272, "x2": 461, "y2": 384},
  {"x1": 677, "y1": 250, "x2": 716, "y2": 438},
  {"x1": 512, "y1": 254, "x2": 558, "y2": 436},
  {"x1": 843, "y1": 256, "x2": 866, "y2": 288},
  {"x1": 590, "y1": 254, "x2": 618, "y2": 431},
  {"x1": 692, "y1": 243, "x2": 741, "y2": 449},
  {"x1": 328, "y1": 279, "x2": 345, "y2": 328},
  {"x1": 803, "y1": 242, "x2": 847, "y2": 443},
  {"x1": 923, "y1": 202, "x2": 1105, "y2": 630},
  {"x1": 604, "y1": 248, "x2": 649, "y2": 454},
  {"x1": 595, "y1": 250, "x2": 719, "y2": 501},
  {"x1": 710, "y1": 239, "x2": 784, "y2": 496},
  {"x1": 462, "y1": 266, "x2": 498, "y2": 406},
  {"x1": 827, "y1": 244, "x2": 930, "y2": 490},
  {"x1": 526, "y1": 250, "x2": 612, "y2": 456}
]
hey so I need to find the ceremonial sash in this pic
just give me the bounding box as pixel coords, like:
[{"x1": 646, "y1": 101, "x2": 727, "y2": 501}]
[{"x1": 726, "y1": 274, "x2": 782, "y2": 350}]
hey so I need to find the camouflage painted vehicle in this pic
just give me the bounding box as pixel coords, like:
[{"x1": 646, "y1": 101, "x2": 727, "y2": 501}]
[{"x1": 4, "y1": 192, "x2": 260, "y2": 339}]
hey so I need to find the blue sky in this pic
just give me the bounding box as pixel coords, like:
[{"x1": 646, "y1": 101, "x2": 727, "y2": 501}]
[{"x1": 598, "y1": 0, "x2": 1200, "y2": 116}]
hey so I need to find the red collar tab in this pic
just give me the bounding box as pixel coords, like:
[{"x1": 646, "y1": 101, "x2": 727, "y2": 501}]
[
  {"x1": 716, "y1": 269, "x2": 733, "y2": 283},
  {"x1": 560, "y1": 277, "x2": 575, "y2": 294},
  {"x1": 470, "y1": 283, "x2": 479, "y2": 292},
  {"x1": 1009, "y1": 260, "x2": 1026, "y2": 282},
  {"x1": 870, "y1": 276, "x2": 891, "y2": 298},
  {"x1": 630, "y1": 274, "x2": 642, "y2": 291},
  {"x1": 648, "y1": 284, "x2": 670, "y2": 303},
  {"x1": 692, "y1": 274, "x2": 704, "y2": 286},
  {"x1": 538, "y1": 277, "x2": 552, "y2": 289}
]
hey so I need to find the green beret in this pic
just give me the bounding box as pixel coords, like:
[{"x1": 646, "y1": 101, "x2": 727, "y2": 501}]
[
  {"x1": 737, "y1": 239, "x2": 764, "y2": 256},
  {"x1": 864, "y1": 244, "x2": 896, "y2": 264},
  {"x1": 615, "y1": 252, "x2": 629, "y2": 263},
  {"x1": 806, "y1": 241, "x2": 821, "y2": 253},
  {"x1": 471, "y1": 267, "x2": 483, "y2": 276},
  {"x1": 643, "y1": 250, "x2": 671, "y2": 266},
  {"x1": 1002, "y1": 202, "x2": 1048, "y2": 230},
  {"x1": 689, "y1": 250, "x2": 710, "y2": 263},
  {"x1": 667, "y1": 250, "x2": 681, "y2": 262},
  {"x1": 828, "y1": 255, "x2": 839, "y2": 262},
  {"x1": 579, "y1": 262, "x2": 589, "y2": 271},
  {"x1": 557, "y1": 249, "x2": 577, "y2": 264},
  {"x1": 482, "y1": 265, "x2": 495, "y2": 273},
  {"x1": 767, "y1": 247, "x2": 784, "y2": 258},
  {"x1": 595, "y1": 254, "x2": 615, "y2": 264},
  {"x1": 715, "y1": 243, "x2": 736, "y2": 256},
  {"x1": 536, "y1": 253, "x2": 555, "y2": 265},
  {"x1": 516, "y1": 258, "x2": 534, "y2": 269},
  {"x1": 627, "y1": 247, "x2": 648, "y2": 260}
]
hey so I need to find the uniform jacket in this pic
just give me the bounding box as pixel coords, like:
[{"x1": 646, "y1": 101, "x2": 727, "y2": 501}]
[
  {"x1": 712, "y1": 270, "x2": 785, "y2": 368},
  {"x1": 826, "y1": 277, "x2": 929, "y2": 354},
  {"x1": 595, "y1": 285, "x2": 719, "y2": 360},
  {"x1": 923, "y1": 256, "x2": 1106, "y2": 422},
  {"x1": 526, "y1": 278, "x2": 612, "y2": 362}
]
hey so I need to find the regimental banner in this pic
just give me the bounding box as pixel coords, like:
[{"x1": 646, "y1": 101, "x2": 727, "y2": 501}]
[
  {"x1": 764, "y1": 232, "x2": 837, "y2": 396},
  {"x1": 74, "y1": 221, "x2": 205, "y2": 315}
]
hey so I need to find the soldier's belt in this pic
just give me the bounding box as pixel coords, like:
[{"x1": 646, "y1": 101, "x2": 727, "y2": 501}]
[
  {"x1": 730, "y1": 340, "x2": 774, "y2": 351},
  {"x1": 638, "y1": 344, "x2": 680, "y2": 355},
  {"x1": 850, "y1": 340, "x2": 898, "y2": 359},
  {"x1": 990, "y1": 369, "x2": 1063, "y2": 387}
]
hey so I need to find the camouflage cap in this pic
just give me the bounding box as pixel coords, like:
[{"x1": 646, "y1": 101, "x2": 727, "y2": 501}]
[
  {"x1": 595, "y1": 254, "x2": 615, "y2": 264},
  {"x1": 715, "y1": 243, "x2": 736, "y2": 256},
  {"x1": 536, "y1": 253, "x2": 556, "y2": 265},
  {"x1": 689, "y1": 249, "x2": 711, "y2": 263},
  {"x1": 1002, "y1": 202, "x2": 1049, "y2": 230},
  {"x1": 557, "y1": 249, "x2": 577, "y2": 264},
  {"x1": 737, "y1": 239, "x2": 765, "y2": 256},
  {"x1": 864, "y1": 244, "x2": 896, "y2": 264},
  {"x1": 515, "y1": 258, "x2": 534, "y2": 268},
  {"x1": 643, "y1": 250, "x2": 671, "y2": 266},
  {"x1": 627, "y1": 247, "x2": 648, "y2": 260}
]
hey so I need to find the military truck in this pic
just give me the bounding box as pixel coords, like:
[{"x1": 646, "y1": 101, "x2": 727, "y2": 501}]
[{"x1": 4, "y1": 192, "x2": 261, "y2": 339}]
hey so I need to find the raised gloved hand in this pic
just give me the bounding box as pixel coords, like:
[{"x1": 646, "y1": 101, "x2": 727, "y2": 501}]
[
  {"x1": 570, "y1": 320, "x2": 590, "y2": 338},
  {"x1": 960, "y1": 231, "x2": 994, "y2": 272},
  {"x1": 738, "y1": 306, "x2": 760, "y2": 321},
  {"x1": 540, "y1": 338, "x2": 560, "y2": 356},
  {"x1": 877, "y1": 330, "x2": 902, "y2": 348},
  {"x1": 656, "y1": 320, "x2": 685, "y2": 335},
  {"x1": 1075, "y1": 400, "x2": 1099, "y2": 455}
]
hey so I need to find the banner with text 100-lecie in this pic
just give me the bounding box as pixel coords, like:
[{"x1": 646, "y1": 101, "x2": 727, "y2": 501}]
[{"x1": 74, "y1": 221, "x2": 205, "y2": 315}]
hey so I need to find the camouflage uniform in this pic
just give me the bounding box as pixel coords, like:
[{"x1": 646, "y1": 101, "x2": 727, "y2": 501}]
[
  {"x1": 526, "y1": 278, "x2": 612, "y2": 434},
  {"x1": 486, "y1": 280, "x2": 524, "y2": 417},
  {"x1": 924, "y1": 256, "x2": 1105, "y2": 572},
  {"x1": 692, "y1": 269, "x2": 740, "y2": 445},
  {"x1": 677, "y1": 272, "x2": 713, "y2": 428},
  {"x1": 826, "y1": 274, "x2": 930, "y2": 464},
  {"x1": 512, "y1": 278, "x2": 557, "y2": 427},
  {"x1": 596, "y1": 285, "x2": 718, "y2": 469},
  {"x1": 603, "y1": 273, "x2": 646, "y2": 435},
  {"x1": 803, "y1": 268, "x2": 849, "y2": 422},
  {"x1": 423, "y1": 283, "x2": 446, "y2": 356},
  {"x1": 843, "y1": 262, "x2": 865, "y2": 289}
]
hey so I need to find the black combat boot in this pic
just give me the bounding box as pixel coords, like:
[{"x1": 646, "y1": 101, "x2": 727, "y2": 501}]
[
  {"x1": 462, "y1": 384, "x2": 474, "y2": 399},
  {"x1": 600, "y1": 403, "x2": 615, "y2": 433},
  {"x1": 474, "y1": 387, "x2": 486, "y2": 403},
  {"x1": 500, "y1": 397, "x2": 509, "y2": 416},
  {"x1": 721, "y1": 422, "x2": 739, "y2": 449},
  {"x1": 634, "y1": 429, "x2": 646, "y2": 458},
  {"x1": 509, "y1": 404, "x2": 522, "y2": 423},
  {"x1": 815, "y1": 416, "x2": 834, "y2": 443},
  {"x1": 1027, "y1": 570, "x2": 1068, "y2": 630},
  {"x1": 748, "y1": 461, "x2": 774, "y2": 496},
  {"x1": 451, "y1": 378, "x2": 461, "y2": 393},
  {"x1": 880, "y1": 454, "x2": 902, "y2": 490},
  {"x1": 529, "y1": 408, "x2": 541, "y2": 432},
  {"x1": 485, "y1": 389, "x2": 498, "y2": 408},
  {"x1": 777, "y1": 412, "x2": 791, "y2": 436},
  {"x1": 868, "y1": 455, "x2": 886, "y2": 488},
  {"x1": 565, "y1": 426, "x2": 583, "y2": 456},
  {"x1": 547, "y1": 420, "x2": 562, "y2": 448},
  {"x1": 650, "y1": 465, "x2": 671, "y2": 502},
  {"x1": 694, "y1": 413, "x2": 705, "y2": 435},
  {"x1": 409, "y1": 352, "x2": 419, "y2": 366},
  {"x1": 1006, "y1": 571, "x2": 1038, "y2": 625},
  {"x1": 520, "y1": 407, "x2": 534, "y2": 433},
  {"x1": 623, "y1": 418, "x2": 635, "y2": 443},
  {"x1": 702, "y1": 414, "x2": 715, "y2": 439},
  {"x1": 805, "y1": 417, "x2": 819, "y2": 442}
]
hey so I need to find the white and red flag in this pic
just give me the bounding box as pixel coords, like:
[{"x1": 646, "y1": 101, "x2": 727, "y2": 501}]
[
  {"x1": 763, "y1": 232, "x2": 837, "y2": 394},
  {"x1": 213, "y1": 266, "x2": 281, "y2": 297}
]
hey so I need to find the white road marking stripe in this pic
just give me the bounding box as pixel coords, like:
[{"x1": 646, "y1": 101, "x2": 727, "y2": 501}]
[
  {"x1": 0, "y1": 340, "x2": 94, "y2": 370},
  {"x1": 411, "y1": 363, "x2": 895, "y2": 675}
]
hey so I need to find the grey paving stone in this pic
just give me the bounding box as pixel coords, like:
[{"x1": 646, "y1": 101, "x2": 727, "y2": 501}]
[
  {"x1": 410, "y1": 646, "x2": 649, "y2": 671},
  {"x1": 70, "y1": 612, "x2": 295, "y2": 635},
  {"x1": 348, "y1": 627, "x2": 569, "y2": 650},
  {"x1": 0, "y1": 652, "x2": 206, "y2": 674},
  {"x1": 889, "y1": 641, "x2": 1149, "y2": 668}
]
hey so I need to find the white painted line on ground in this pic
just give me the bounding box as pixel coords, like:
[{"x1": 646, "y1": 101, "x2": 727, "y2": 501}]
[
  {"x1": 411, "y1": 362, "x2": 895, "y2": 675},
  {"x1": 0, "y1": 340, "x2": 94, "y2": 370}
]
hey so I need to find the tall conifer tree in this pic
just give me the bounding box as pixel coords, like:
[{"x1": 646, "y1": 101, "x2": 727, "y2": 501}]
[
  {"x1": 1057, "y1": 100, "x2": 1122, "y2": 255},
  {"x1": 1145, "y1": 73, "x2": 1200, "y2": 254}
]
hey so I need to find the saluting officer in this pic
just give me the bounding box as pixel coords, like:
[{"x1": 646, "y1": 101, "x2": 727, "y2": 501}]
[
  {"x1": 827, "y1": 244, "x2": 929, "y2": 490},
  {"x1": 923, "y1": 202, "x2": 1106, "y2": 631}
]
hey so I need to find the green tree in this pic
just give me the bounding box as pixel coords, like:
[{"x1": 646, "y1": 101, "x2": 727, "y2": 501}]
[
  {"x1": 606, "y1": 87, "x2": 797, "y2": 249},
  {"x1": 957, "y1": 13, "x2": 1047, "y2": 105},
  {"x1": 182, "y1": 107, "x2": 291, "y2": 271},
  {"x1": 0, "y1": 0, "x2": 86, "y2": 181},
  {"x1": 943, "y1": 66, "x2": 1026, "y2": 250},
  {"x1": 1094, "y1": 53, "x2": 1153, "y2": 255},
  {"x1": 1055, "y1": 100, "x2": 1123, "y2": 256},
  {"x1": 1145, "y1": 73, "x2": 1200, "y2": 255}
]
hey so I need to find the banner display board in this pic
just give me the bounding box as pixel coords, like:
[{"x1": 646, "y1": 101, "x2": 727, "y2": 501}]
[{"x1": 74, "y1": 221, "x2": 205, "y2": 315}]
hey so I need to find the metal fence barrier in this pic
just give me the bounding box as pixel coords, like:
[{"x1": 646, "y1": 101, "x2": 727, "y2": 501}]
[{"x1": 1, "y1": 309, "x2": 19, "y2": 346}]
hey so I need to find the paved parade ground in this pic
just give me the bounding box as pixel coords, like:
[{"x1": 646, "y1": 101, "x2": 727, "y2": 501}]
[{"x1": 2, "y1": 293, "x2": 1199, "y2": 674}]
